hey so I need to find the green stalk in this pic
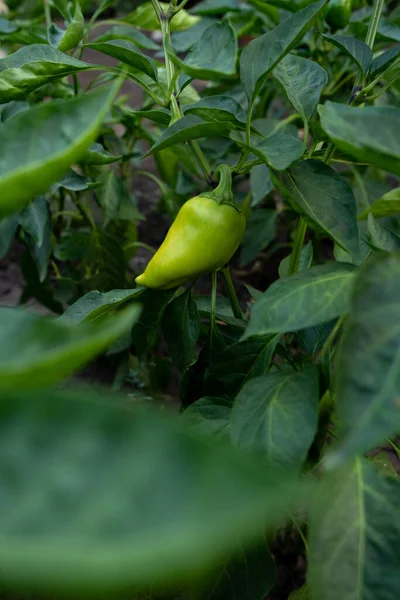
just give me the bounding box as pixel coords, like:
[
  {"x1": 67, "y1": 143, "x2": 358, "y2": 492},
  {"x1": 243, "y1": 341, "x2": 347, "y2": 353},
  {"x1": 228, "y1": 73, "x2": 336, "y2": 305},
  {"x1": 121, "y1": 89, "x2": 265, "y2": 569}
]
[
  {"x1": 288, "y1": 217, "x2": 307, "y2": 275},
  {"x1": 221, "y1": 266, "x2": 243, "y2": 319}
]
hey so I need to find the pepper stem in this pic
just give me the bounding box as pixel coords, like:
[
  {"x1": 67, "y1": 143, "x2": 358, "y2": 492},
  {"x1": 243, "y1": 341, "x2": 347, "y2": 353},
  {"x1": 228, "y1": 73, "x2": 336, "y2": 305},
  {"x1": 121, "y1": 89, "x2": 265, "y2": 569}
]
[{"x1": 200, "y1": 164, "x2": 234, "y2": 204}]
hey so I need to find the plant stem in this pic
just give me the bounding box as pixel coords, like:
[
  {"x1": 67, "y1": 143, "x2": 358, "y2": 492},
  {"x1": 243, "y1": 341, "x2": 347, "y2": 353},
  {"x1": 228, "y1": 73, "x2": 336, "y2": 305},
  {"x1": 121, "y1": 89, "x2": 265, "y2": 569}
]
[
  {"x1": 43, "y1": 0, "x2": 51, "y2": 29},
  {"x1": 221, "y1": 266, "x2": 243, "y2": 319},
  {"x1": 157, "y1": 4, "x2": 212, "y2": 184},
  {"x1": 364, "y1": 0, "x2": 385, "y2": 49},
  {"x1": 289, "y1": 217, "x2": 307, "y2": 275}
]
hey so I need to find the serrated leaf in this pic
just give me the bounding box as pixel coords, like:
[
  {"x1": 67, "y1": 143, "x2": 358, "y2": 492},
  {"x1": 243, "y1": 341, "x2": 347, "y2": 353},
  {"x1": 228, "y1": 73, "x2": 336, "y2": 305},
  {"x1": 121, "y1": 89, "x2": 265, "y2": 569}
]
[
  {"x1": 231, "y1": 367, "x2": 319, "y2": 468},
  {"x1": 244, "y1": 262, "x2": 356, "y2": 338},
  {"x1": 145, "y1": 115, "x2": 233, "y2": 156},
  {"x1": 358, "y1": 186, "x2": 400, "y2": 219},
  {"x1": 240, "y1": 0, "x2": 329, "y2": 104},
  {"x1": 60, "y1": 288, "x2": 145, "y2": 324},
  {"x1": 319, "y1": 102, "x2": 400, "y2": 176},
  {"x1": 309, "y1": 458, "x2": 400, "y2": 600},
  {"x1": 168, "y1": 20, "x2": 237, "y2": 80},
  {"x1": 0, "y1": 44, "x2": 90, "y2": 102},
  {"x1": 322, "y1": 34, "x2": 373, "y2": 74},
  {"x1": 0, "y1": 84, "x2": 119, "y2": 217},
  {"x1": 274, "y1": 53, "x2": 328, "y2": 121},
  {"x1": 86, "y1": 39, "x2": 158, "y2": 80},
  {"x1": 0, "y1": 304, "x2": 141, "y2": 390},
  {"x1": 328, "y1": 253, "x2": 400, "y2": 463},
  {"x1": 284, "y1": 159, "x2": 360, "y2": 258}
]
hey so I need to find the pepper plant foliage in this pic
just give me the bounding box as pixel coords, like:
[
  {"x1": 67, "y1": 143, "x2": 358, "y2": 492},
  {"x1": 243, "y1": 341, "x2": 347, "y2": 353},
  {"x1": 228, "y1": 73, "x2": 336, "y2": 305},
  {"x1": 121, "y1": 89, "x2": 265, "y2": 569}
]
[{"x1": 0, "y1": 0, "x2": 400, "y2": 598}]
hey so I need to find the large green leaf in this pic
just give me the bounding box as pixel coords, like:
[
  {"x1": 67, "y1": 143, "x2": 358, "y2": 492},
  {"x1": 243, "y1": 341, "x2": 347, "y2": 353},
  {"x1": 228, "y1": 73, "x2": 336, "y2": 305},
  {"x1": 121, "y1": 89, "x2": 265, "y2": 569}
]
[
  {"x1": 184, "y1": 95, "x2": 246, "y2": 128},
  {"x1": 163, "y1": 289, "x2": 200, "y2": 374},
  {"x1": 309, "y1": 458, "x2": 400, "y2": 600},
  {"x1": 0, "y1": 44, "x2": 90, "y2": 102},
  {"x1": 239, "y1": 209, "x2": 277, "y2": 266},
  {"x1": 328, "y1": 253, "x2": 400, "y2": 463},
  {"x1": 358, "y1": 187, "x2": 400, "y2": 219},
  {"x1": 61, "y1": 288, "x2": 145, "y2": 324},
  {"x1": 243, "y1": 263, "x2": 356, "y2": 338},
  {"x1": 199, "y1": 537, "x2": 276, "y2": 600},
  {"x1": 369, "y1": 45, "x2": 400, "y2": 79},
  {"x1": 0, "y1": 388, "x2": 300, "y2": 594},
  {"x1": 86, "y1": 39, "x2": 158, "y2": 80},
  {"x1": 0, "y1": 83, "x2": 119, "y2": 217},
  {"x1": 145, "y1": 115, "x2": 233, "y2": 155},
  {"x1": 319, "y1": 102, "x2": 400, "y2": 176},
  {"x1": 284, "y1": 159, "x2": 360, "y2": 257},
  {"x1": 240, "y1": 0, "x2": 329, "y2": 104},
  {"x1": 0, "y1": 304, "x2": 140, "y2": 390},
  {"x1": 322, "y1": 34, "x2": 373, "y2": 74},
  {"x1": 121, "y1": 1, "x2": 199, "y2": 31},
  {"x1": 168, "y1": 19, "x2": 237, "y2": 80},
  {"x1": 231, "y1": 367, "x2": 319, "y2": 468},
  {"x1": 274, "y1": 54, "x2": 328, "y2": 121},
  {"x1": 233, "y1": 130, "x2": 305, "y2": 171},
  {"x1": 91, "y1": 24, "x2": 160, "y2": 49},
  {"x1": 204, "y1": 335, "x2": 280, "y2": 399}
]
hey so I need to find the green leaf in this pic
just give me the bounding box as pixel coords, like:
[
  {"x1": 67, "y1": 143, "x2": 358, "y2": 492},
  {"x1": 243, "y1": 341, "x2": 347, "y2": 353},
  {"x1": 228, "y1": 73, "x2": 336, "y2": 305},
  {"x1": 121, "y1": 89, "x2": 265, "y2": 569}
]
[
  {"x1": 234, "y1": 130, "x2": 305, "y2": 171},
  {"x1": 0, "y1": 388, "x2": 300, "y2": 595},
  {"x1": 163, "y1": 289, "x2": 200, "y2": 374},
  {"x1": 60, "y1": 288, "x2": 145, "y2": 324},
  {"x1": 358, "y1": 186, "x2": 400, "y2": 219},
  {"x1": 51, "y1": 2, "x2": 84, "y2": 52},
  {"x1": 239, "y1": 209, "x2": 277, "y2": 266},
  {"x1": 80, "y1": 142, "x2": 121, "y2": 165},
  {"x1": 309, "y1": 458, "x2": 400, "y2": 600},
  {"x1": 86, "y1": 39, "x2": 158, "y2": 80},
  {"x1": 0, "y1": 214, "x2": 18, "y2": 260},
  {"x1": 274, "y1": 54, "x2": 328, "y2": 121},
  {"x1": 289, "y1": 585, "x2": 309, "y2": 600},
  {"x1": 168, "y1": 20, "x2": 237, "y2": 80},
  {"x1": 240, "y1": 0, "x2": 329, "y2": 104},
  {"x1": 26, "y1": 205, "x2": 52, "y2": 283},
  {"x1": 369, "y1": 44, "x2": 400, "y2": 80},
  {"x1": 369, "y1": 452, "x2": 398, "y2": 479},
  {"x1": 318, "y1": 102, "x2": 400, "y2": 177},
  {"x1": 132, "y1": 289, "x2": 175, "y2": 359},
  {"x1": 121, "y1": 1, "x2": 199, "y2": 32},
  {"x1": 199, "y1": 536, "x2": 276, "y2": 600},
  {"x1": 279, "y1": 241, "x2": 313, "y2": 278},
  {"x1": 322, "y1": 34, "x2": 373, "y2": 74},
  {"x1": 91, "y1": 24, "x2": 160, "y2": 50},
  {"x1": 97, "y1": 171, "x2": 123, "y2": 227},
  {"x1": 243, "y1": 262, "x2": 356, "y2": 338},
  {"x1": 250, "y1": 163, "x2": 273, "y2": 206},
  {"x1": 205, "y1": 335, "x2": 279, "y2": 399},
  {"x1": 184, "y1": 396, "x2": 232, "y2": 438},
  {"x1": 231, "y1": 367, "x2": 319, "y2": 468},
  {"x1": 18, "y1": 195, "x2": 48, "y2": 247},
  {"x1": 0, "y1": 304, "x2": 141, "y2": 390},
  {"x1": 52, "y1": 169, "x2": 90, "y2": 192},
  {"x1": 283, "y1": 159, "x2": 360, "y2": 257},
  {"x1": 0, "y1": 44, "x2": 90, "y2": 102},
  {"x1": 0, "y1": 83, "x2": 119, "y2": 217},
  {"x1": 328, "y1": 253, "x2": 400, "y2": 463},
  {"x1": 191, "y1": 0, "x2": 242, "y2": 15},
  {"x1": 0, "y1": 17, "x2": 19, "y2": 33},
  {"x1": 183, "y1": 95, "x2": 246, "y2": 128},
  {"x1": 171, "y1": 17, "x2": 216, "y2": 52},
  {"x1": 367, "y1": 214, "x2": 400, "y2": 252},
  {"x1": 145, "y1": 115, "x2": 233, "y2": 156}
]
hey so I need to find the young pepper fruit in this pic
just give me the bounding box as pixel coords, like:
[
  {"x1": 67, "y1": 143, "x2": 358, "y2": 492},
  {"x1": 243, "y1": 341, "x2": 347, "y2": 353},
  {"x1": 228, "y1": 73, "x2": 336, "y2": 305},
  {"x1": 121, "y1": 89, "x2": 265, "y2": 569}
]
[
  {"x1": 135, "y1": 164, "x2": 246, "y2": 290},
  {"x1": 325, "y1": 0, "x2": 352, "y2": 30}
]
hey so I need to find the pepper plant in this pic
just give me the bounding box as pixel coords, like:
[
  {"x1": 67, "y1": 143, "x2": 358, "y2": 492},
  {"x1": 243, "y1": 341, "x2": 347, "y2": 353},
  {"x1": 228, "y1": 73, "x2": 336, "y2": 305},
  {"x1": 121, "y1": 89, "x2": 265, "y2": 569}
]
[{"x1": 0, "y1": 0, "x2": 399, "y2": 598}]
